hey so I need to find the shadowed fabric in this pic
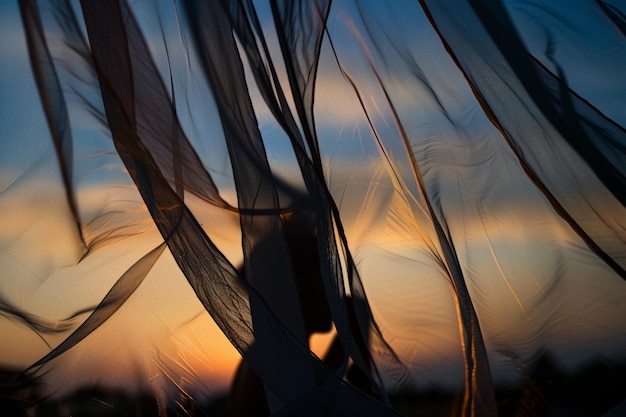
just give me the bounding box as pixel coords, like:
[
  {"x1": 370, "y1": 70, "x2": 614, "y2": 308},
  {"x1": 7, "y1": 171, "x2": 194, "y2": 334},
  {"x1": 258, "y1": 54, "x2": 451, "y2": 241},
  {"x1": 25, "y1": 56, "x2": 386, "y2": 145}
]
[{"x1": 2, "y1": 0, "x2": 625, "y2": 416}]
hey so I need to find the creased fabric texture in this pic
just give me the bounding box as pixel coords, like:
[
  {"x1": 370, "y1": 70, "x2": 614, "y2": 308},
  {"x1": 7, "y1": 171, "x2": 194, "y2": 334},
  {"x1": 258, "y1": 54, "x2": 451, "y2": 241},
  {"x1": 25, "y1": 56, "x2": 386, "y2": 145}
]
[{"x1": 1, "y1": 0, "x2": 625, "y2": 416}]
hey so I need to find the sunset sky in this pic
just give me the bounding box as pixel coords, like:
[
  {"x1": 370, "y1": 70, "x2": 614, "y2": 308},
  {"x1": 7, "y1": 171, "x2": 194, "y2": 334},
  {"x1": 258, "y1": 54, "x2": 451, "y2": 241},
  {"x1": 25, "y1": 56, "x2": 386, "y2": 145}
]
[{"x1": 1, "y1": 0, "x2": 626, "y2": 408}]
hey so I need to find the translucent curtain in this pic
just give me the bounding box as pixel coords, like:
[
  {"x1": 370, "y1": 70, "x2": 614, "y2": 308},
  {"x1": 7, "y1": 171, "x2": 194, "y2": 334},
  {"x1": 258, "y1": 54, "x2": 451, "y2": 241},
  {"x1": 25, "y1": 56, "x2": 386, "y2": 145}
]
[{"x1": 1, "y1": 0, "x2": 625, "y2": 416}]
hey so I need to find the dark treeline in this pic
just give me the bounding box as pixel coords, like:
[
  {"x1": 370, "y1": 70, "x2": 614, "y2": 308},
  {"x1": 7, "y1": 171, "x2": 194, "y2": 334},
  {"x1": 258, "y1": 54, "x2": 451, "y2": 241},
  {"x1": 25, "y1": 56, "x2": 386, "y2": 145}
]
[{"x1": 2, "y1": 353, "x2": 625, "y2": 417}]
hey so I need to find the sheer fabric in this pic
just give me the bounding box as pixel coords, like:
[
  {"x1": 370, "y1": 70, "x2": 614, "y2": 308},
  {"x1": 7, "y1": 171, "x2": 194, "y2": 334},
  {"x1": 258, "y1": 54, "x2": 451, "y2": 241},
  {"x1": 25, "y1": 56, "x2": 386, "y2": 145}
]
[{"x1": 1, "y1": 0, "x2": 625, "y2": 416}]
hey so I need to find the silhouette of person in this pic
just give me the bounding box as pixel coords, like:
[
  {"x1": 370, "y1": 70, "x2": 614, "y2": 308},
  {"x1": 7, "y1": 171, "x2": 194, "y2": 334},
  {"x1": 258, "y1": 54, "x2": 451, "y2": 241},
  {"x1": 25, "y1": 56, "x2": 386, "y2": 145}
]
[
  {"x1": 226, "y1": 211, "x2": 375, "y2": 416},
  {"x1": 226, "y1": 211, "x2": 331, "y2": 417}
]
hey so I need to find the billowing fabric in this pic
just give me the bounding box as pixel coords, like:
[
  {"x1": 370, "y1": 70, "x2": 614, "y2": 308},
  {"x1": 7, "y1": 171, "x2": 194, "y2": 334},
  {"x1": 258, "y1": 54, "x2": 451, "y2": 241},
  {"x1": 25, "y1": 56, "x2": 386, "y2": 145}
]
[{"x1": 0, "y1": 0, "x2": 625, "y2": 416}]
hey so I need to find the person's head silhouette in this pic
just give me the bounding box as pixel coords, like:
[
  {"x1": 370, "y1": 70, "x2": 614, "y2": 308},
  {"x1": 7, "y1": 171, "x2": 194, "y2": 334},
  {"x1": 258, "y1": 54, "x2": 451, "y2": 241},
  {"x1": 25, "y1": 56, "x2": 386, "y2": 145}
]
[{"x1": 283, "y1": 210, "x2": 332, "y2": 337}]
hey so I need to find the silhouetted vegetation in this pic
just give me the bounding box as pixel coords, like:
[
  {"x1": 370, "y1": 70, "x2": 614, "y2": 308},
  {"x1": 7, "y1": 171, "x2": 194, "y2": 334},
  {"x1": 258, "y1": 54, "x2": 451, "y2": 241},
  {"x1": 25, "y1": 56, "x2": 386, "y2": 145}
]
[
  {"x1": 2, "y1": 354, "x2": 624, "y2": 416},
  {"x1": 1, "y1": 373, "x2": 159, "y2": 417},
  {"x1": 390, "y1": 353, "x2": 626, "y2": 417}
]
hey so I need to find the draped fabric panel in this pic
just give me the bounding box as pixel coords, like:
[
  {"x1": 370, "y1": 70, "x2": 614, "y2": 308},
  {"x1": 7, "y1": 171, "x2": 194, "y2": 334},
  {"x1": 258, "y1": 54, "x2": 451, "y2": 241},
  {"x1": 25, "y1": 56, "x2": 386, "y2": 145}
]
[{"x1": 1, "y1": 0, "x2": 625, "y2": 416}]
